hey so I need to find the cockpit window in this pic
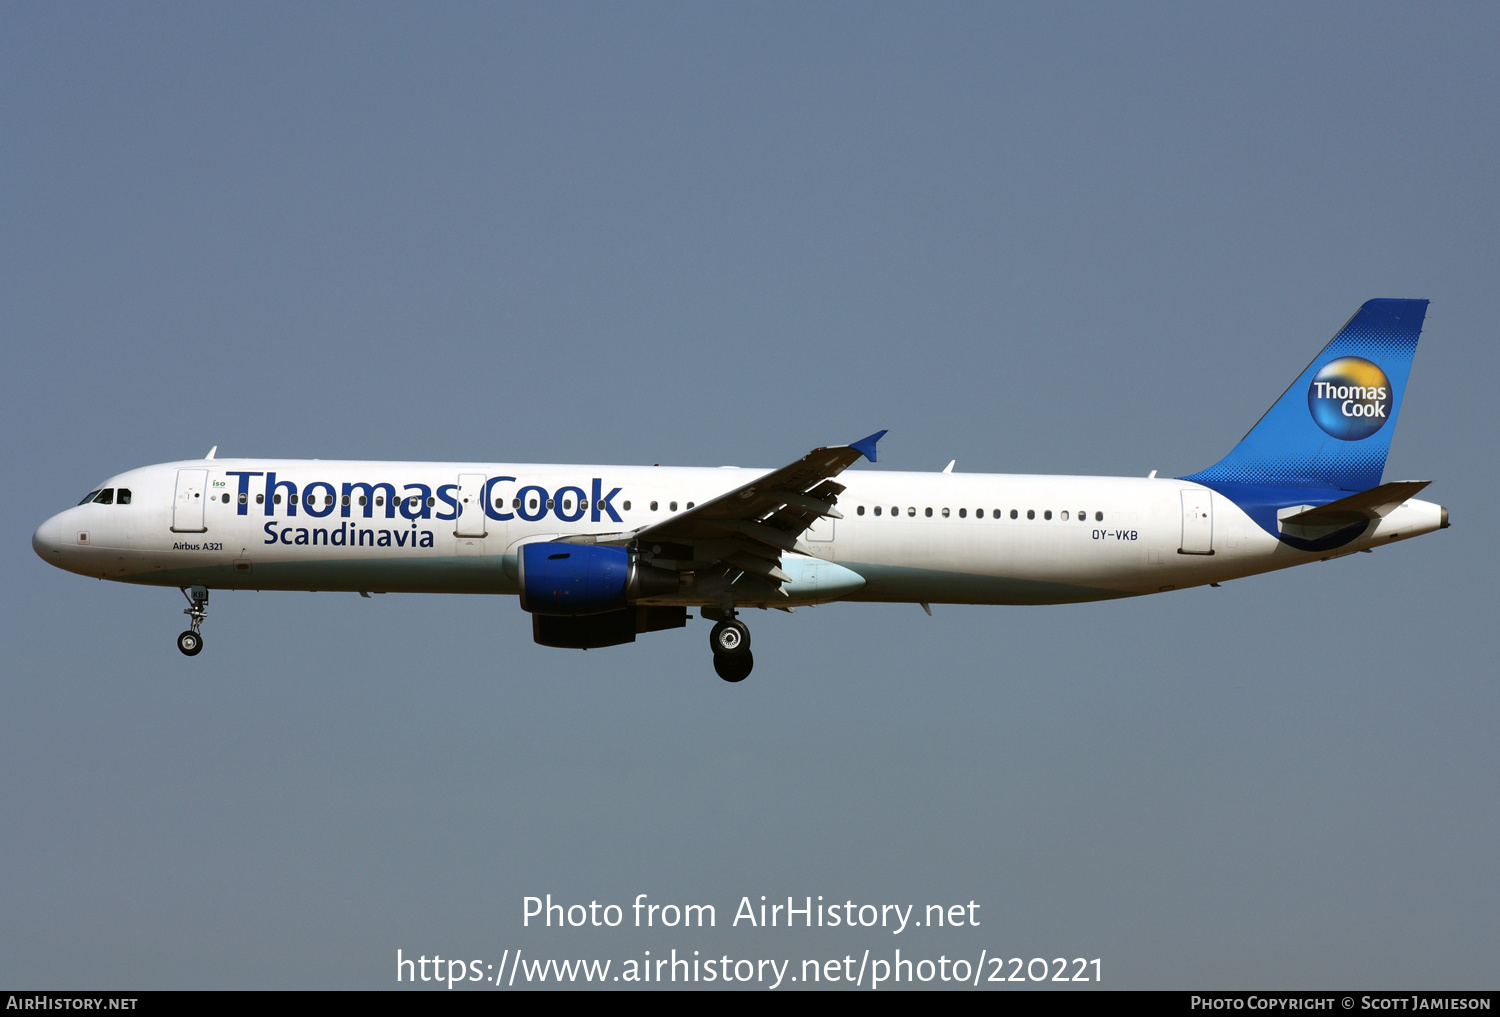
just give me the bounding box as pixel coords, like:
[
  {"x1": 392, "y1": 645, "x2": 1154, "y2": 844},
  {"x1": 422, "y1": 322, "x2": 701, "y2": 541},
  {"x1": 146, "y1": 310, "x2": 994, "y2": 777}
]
[{"x1": 77, "y1": 487, "x2": 131, "y2": 505}]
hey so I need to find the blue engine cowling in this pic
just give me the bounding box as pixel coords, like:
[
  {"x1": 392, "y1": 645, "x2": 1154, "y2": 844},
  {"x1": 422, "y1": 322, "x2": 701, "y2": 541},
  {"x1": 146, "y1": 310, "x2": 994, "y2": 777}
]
[{"x1": 519, "y1": 542, "x2": 630, "y2": 616}]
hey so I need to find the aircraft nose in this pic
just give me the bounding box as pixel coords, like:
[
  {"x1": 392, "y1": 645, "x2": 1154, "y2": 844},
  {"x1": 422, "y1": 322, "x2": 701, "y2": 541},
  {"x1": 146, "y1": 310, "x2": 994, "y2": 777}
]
[{"x1": 32, "y1": 513, "x2": 62, "y2": 560}]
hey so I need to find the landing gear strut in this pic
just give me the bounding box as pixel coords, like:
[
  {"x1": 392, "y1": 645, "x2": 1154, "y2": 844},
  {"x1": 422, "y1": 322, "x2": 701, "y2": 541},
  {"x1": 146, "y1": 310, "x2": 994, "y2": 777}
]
[
  {"x1": 708, "y1": 610, "x2": 753, "y2": 682},
  {"x1": 177, "y1": 585, "x2": 208, "y2": 656}
]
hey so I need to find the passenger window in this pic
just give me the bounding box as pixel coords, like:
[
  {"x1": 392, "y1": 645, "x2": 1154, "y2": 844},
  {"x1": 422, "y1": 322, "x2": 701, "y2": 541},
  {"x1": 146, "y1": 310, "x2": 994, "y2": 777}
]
[
  {"x1": 942, "y1": 507, "x2": 950, "y2": 517},
  {"x1": 1027, "y1": 509, "x2": 1035, "y2": 519},
  {"x1": 546, "y1": 499, "x2": 554, "y2": 509},
  {"x1": 670, "y1": 501, "x2": 678, "y2": 511},
  {"x1": 650, "y1": 501, "x2": 658, "y2": 511},
  {"x1": 96, "y1": 489, "x2": 114, "y2": 505},
  {"x1": 1061, "y1": 510, "x2": 1069, "y2": 520},
  {"x1": 530, "y1": 499, "x2": 539, "y2": 510},
  {"x1": 78, "y1": 490, "x2": 101, "y2": 505},
  {"x1": 1044, "y1": 510, "x2": 1052, "y2": 520},
  {"x1": 342, "y1": 495, "x2": 350, "y2": 506},
  {"x1": 873, "y1": 506, "x2": 882, "y2": 516},
  {"x1": 1010, "y1": 509, "x2": 1018, "y2": 519},
  {"x1": 513, "y1": 498, "x2": 520, "y2": 508},
  {"x1": 925, "y1": 507, "x2": 933, "y2": 517},
  {"x1": 1095, "y1": 511, "x2": 1103, "y2": 521},
  {"x1": 907, "y1": 506, "x2": 915, "y2": 517},
  {"x1": 376, "y1": 496, "x2": 384, "y2": 506},
  {"x1": 890, "y1": 506, "x2": 898, "y2": 516},
  {"x1": 494, "y1": 498, "x2": 504, "y2": 509},
  {"x1": 257, "y1": 494, "x2": 264, "y2": 505},
  {"x1": 959, "y1": 508, "x2": 967, "y2": 518},
  {"x1": 563, "y1": 499, "x2": 573, "y2": 511},
  {"x1": 358, "y1": 496, "x2": 367, "y2": 506},
  {"x1": 222, "y1": 493, "x2": 230, "y2": 503},
  {"x1": 581, "y1": 499, "x2": 589, "y2": 510},
  {"x1": 857, "y1": 505, "x2": 865, "y2": 515},
  {"x1": 274, "y1": 494, "x2": 283, "y2": 505},
  {"x1": 622, "y1": 500, "x2": 632, "y2": 511},
  {"x1": 1078, "y1": 509, "x2": 1085, "y2": 521}
]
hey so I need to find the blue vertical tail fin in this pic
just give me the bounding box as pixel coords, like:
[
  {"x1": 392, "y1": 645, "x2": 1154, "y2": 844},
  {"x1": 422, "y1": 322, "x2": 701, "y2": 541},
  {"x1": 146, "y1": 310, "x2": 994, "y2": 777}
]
[{"x1": 1182, "y1": 299, "x2": 1428, "y2": 493}]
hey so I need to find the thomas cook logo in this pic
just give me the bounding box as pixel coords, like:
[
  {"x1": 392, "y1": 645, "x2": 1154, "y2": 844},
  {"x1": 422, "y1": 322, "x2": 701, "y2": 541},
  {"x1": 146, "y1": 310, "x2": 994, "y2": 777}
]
[{"x1": 1308, "y1": 357, "x2": 1392, "y2": 440}]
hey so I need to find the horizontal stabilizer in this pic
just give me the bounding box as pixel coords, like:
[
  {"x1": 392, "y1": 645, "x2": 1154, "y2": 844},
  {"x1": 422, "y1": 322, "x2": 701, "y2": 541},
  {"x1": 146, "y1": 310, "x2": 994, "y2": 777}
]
[{"x1": 1277, "y1": 480, "x2": 1430, "y2": 538}]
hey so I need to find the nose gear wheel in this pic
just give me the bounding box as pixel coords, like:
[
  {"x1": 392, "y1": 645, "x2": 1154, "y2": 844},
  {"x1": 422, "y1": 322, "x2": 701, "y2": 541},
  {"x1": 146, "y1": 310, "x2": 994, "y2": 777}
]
[{"x1": 177, "y1": 586, "x2": 209, "y2": 656}]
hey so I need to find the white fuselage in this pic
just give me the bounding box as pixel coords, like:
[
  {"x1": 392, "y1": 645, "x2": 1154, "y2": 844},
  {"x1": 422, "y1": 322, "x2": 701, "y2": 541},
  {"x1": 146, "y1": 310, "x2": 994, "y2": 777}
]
[{"x1": 33, "y1": 458, "x2": 1446, "y2": 606}]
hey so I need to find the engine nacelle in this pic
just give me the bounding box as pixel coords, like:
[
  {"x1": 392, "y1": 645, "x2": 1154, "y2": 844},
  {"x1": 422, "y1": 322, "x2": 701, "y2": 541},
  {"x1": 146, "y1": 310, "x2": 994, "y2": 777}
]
[
  {"x1": 532, "y1": 606, "x2": 688, "y2": 649},
  {"x1": 519, "y1": 543, "x2": 628, "y2": 616},
  {"x1": 518, "y1": 542, "x2": 681, "y2": 616}
]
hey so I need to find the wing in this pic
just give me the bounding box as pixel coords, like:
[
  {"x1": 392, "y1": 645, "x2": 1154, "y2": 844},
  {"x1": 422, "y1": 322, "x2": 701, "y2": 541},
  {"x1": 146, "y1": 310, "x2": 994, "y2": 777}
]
[{"x1": 615, "y1": 430, "x2": 885, "y2": 594}]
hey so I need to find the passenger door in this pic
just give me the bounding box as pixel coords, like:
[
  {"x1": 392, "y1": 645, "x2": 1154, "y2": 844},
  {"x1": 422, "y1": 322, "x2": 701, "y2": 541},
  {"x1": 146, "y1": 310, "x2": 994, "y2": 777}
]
[
  {"x1": 455, "y1": 473, "x2": 487, "y2": 537},
  {"x1": 171, "y1": 469, "x2": 209, "y2": 533},
  {"x1": 1179, "y1": 489, "x2": 1213, "y2": 555}
]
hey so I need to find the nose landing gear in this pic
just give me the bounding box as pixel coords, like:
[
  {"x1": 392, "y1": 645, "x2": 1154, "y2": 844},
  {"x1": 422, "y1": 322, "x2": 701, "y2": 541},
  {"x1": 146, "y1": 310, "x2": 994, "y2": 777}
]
[
  {"x1": 708, "y1": 612, "x2": 753, "y2": 683},
  {"x1": 177, "y1": 585, "x2": 208, "y2": 656}
]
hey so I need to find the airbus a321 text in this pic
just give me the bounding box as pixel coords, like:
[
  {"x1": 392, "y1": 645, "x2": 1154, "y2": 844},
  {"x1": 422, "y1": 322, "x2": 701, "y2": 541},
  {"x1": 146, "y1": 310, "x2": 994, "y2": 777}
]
[{"x1": 34, "y1": 300, "x2": 1447, "y2": 682}]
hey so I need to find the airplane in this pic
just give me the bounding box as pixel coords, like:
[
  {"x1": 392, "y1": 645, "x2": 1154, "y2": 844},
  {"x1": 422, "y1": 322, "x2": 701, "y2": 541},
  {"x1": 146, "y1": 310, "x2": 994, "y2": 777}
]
[{"x1": 32, "y1": 299, "x2": 1447, "y2": 682}]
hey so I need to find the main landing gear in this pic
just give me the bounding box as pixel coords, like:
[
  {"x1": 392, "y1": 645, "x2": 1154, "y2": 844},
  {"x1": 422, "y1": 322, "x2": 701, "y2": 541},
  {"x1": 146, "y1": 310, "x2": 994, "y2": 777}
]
[
  {"x1": 177, "y1": 585, "x2": 208, "y2": 656},
  {"x1": 709, "y1": 612, "x2": 753, "y2": 683}
]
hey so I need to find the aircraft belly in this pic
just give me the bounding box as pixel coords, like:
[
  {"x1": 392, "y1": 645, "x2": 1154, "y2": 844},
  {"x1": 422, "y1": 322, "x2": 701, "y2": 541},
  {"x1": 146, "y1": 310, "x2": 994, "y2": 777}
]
[
  {"x1": 838, "y1": 561, "x2": 1134, "y2": 605},
  {"x1": 126, "y1": 555, "x2": 520, "y2": 594}
]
